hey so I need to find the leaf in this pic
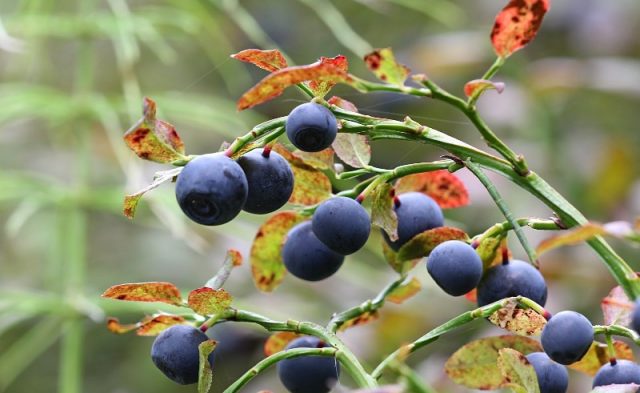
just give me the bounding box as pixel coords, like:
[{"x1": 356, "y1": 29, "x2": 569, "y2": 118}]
[
  {"x1": 488, "y1": 299, "x2": 547, "y2": 336},
  {"x1": 387, "y1": 277, "x2": 422, "y2": 304},
  {"x1": 396, "y1": 227, "x2": 469, "y2": 262},
  {"x1": 601, "y1": 286, "x2": 634, "y2": 326},
  {"x1": 250, "y1": 211, "x2": 306, "y2": 292},
  {"x1": 536, "y1": 223, "x2": 606, "y2": 255},
  {"x1": 381, "y1": 240, "x2": 420, "y2": 274},
  {"x1": 264, "y1": 332, "x2": 302, "y2": 356},
  {"x1": 136, "y1": 315, "x2": 188, "y2": 336},
  {"x1": 188, "y1": 287, "x2": 233, "y2": 316},
  {"x1": 490, "y1": 0, "x2": 550, "y2": 58},
  {"x1": 272, "y1": 144, "x2": 332, "y2": 206},
  {"x1": 197, "y1": 339, "x2": 217, "y2": 393},
  {"x1": 395, "y1": 171, "x2": 469, "y2": 209},
  {"x1": 497, "y1": 348, "x2": 540, "y2": 393},
  {"x1": 445, "y1": 335, "x2": 542, "y2": 390},
  {"x1": 371, "y1": 183, "x2": 398, "y2": 241},
  {"x1": 569, "y1": 341, "x2": 634, "y2": 376},
  {"x1": 123, "y1": 97, "x2": 187, "y2": 163},
  {"x1": 237, "y1": 56, "x2": 359, "y2": 110},
  {"x1": 231, "y1": 49, "x2": 288, "y2": 72},
  {"x1": 290, "y1": 149, "x2": 335, "y2": 170},
  {"x1": 364, "y1": 48, "x2": 410, "y2": 86},
  {"x1": 123, "y1": 167, "x2": 182, "y2": 219},
  {"x1": 591, "y1": 385, "x2": 640, "y2": 393},
  {"x1": 101, "y1": 282, "x2": 182, "y2": 306},
  {"x1": 339, "y1": 310, "x2": 379, "y2": 332},
  {"x1": 306, "y1": 55, "x2": 349, "y2": 97},
  {"x1": 464, "y1": 79, "x2": 505, "y2": 98}
]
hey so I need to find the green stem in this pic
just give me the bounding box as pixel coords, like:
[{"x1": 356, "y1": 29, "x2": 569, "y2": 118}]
[
  {"x1": 327, "y1": 276, "x2": 406, "y2": 332},
  {"x1": 371, "y1": 296, "x2": 546, "y2": 379},
  {"x1": 223, "y1": 347, "x2": 339, "y2": 393},
  {"x1": 464, "y1": 158, "x2": 538, "y2": 266}
]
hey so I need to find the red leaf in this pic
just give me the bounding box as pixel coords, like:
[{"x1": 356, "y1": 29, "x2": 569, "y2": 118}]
[
  {"x1": 464, "y1": 79, "x2": 505, "y2": 98},
  {"x1": 364, "y1": 48, "x2": 410, "y2": 85},
  {"x1": 490, "y1": 0, "x2": 550, "y2": 58},
  {"x1": 237, "y1": 57, "x2": 357, "y2": 110},
  {"x1": 395, "y1": 170, "x2": 470, "y2": 209},
  {"x1": 231, "y1": 49, "x2": 288, "y2": 72},
  {"x1": 101, "y1": 282, "x2": 182, "y2": 305}
]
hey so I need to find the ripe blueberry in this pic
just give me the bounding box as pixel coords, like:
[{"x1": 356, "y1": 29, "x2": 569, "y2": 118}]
[
  {"x1": 285, "y1": 102, "x2": 337, "y2": 152},
  {"x1": 631, "y1": 299, "x2": 640, "y2": 336},
  {"x1": 150, "y1": 325, "x2": 214, "y2": 385},
  {"x1": 312, "y1": 196, "x2": 371, "y2": 255},
  {"x1": 237, "y1": 148, "x2": 294, "y2": 214},
  {"x1": 427, "y1": 240, "x2": 482, "y2": 296},
  {"x1": 476, "y1": 259, "x2": 547, "y2": 307},
  {"x1": 593, "y1": 360, "x2": 640, "y2": 388},
  {"x1": 277, "y1": 336, "x2": 340, "y2": 393},
  {"x1": 526, "y1": 352, "x2": 569, "y2": 393},
  {"x1": 282, "y1": 221, "x2": 344, "y2": 281},
  {"x1": 383, "y1": 192, "x2": 444, "y2": 251},
  {"x1": 541, "y1": 310, "x2": 593, "y2": 365},
  {"x1": 175, "y1": 153, "x2": 248, "y2": 225}
]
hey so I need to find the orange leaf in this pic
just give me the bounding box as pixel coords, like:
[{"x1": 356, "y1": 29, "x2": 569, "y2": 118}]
[
  {"x1": 395, "y1": 170, "x2": 469, "y2": 209},
  {"x1": 490, "y1": 0, "x2": 550, "y2": 58},
  {"x1": 237, "y1": 56, "x2": 356, "y2": 110},
  {"x1": 264, "y1": 332, "x2": 302, "y2": 356},
  {"x1": 250, "y1": 211, "x2": 306, "y2": 292},
  {"x1": 137, "y1": 315, "x2": 187, "y2": 336},
  {"x1": 364, "y1": 48, "x2": 410, "y2": 86},
  {"x1": 101, "y1": 282, "x2": 182, "y2": 305},
  {"x1": 231, "y1": 49, "x2": 288, "y2": 72},
  {"x1": 187, "y1": 287, "x2": 233, "y2": 315},
  {"x1": 272, "y1": 144, "x2": 331, "y2": 206}
]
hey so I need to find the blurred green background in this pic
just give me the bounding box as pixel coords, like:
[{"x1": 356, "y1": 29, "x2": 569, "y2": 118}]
[{"x1": 1, "y1": 0, "x2": 639, "y2": 392}]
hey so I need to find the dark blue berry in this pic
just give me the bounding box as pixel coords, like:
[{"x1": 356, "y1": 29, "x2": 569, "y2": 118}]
[
  {"x1": 526, "y1": 352, "x2": 569, "y2": 393},
  {"x1": 476, "y1": 259, "x2": 547, "y2": 307},
  {"x1": 383, "y1": 192, "x2": 444, "y2": 251},
  {"x1": 150, "y1": 325, "x2": 214, "y2": 385},
  {"x1": 237, "y1": 148, "x2": 294, "y2": 214},
  {"x1": 282, "y1": 221, "x2": 344, "y2": 281},
  {"x1": 286, "y1": 103, "x2": 337, "y2": 152},
  {"x1": 277, "y1": 336, "x2": 340, "y2": 393},
  {"x1": 427, "y1": 240, "x2": 482, "y2": 296},
  {"x1": 593, "y1": 360, "x2": 640, "y2": 388},
  {"x1": 175, "y1": 153, "x2": 248, "y2": 225},
  {"x1": 541, "y1": 310, "x2": 593, "y2": 365},
  {"x1": 312, "y1": 196, "x2": 370, "y2": 255}
]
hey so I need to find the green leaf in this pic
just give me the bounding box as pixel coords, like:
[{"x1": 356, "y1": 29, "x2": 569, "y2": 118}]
[
  {"x1": 488, "y1": 299, "x2": 547, "y2": 337},
  {"x1": 123, "y1": 167, "x2": 182, "y2": 219},
  {"x1": 197, "y1": 339, "x2": 217, "y2": 393},
  {"x1": 445, "y1": 335, "x2": 542, "y2": 390},
  {"x1": 101, "y1": 282, "x2": 182, "y2": 305},
  {"x1": 187, "y1": 287, "x2": 233, "y2": 316},
  {"x1": 123, "y1": 97, "x2": 188, "y2": 163},
  {"x1": 397, "y1": 227, "x2": 469, "y2": 262},
  {"x1": 364, "y1": 48, "x2": 410, "y2": 86},
  {"x1": 371, "y1": 183, "x2": 398, "y2": 241},
  {"x1": 250, "y1": 211, "x2": 306, "y2": 292},
  {"x1": 497, "y1": 348, "x2": 540, "y2": 393}
]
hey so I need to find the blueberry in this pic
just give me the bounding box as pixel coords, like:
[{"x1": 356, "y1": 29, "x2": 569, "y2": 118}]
[
  {"x1": 382, "y1": 192, "x2": 444, "y2": 251},
  {"x1": 541, "y1": 311, "x2": 593, "y2": 365},
  {"x1": 277, "y1": 336, "x2": 340, "y2": 393},
  {"x1": 312, "y1": 196, "x2": 371, "y2": 255},
  {"x1": 631, "y1": 299, "x2": 640, "y2": 336},
  {"x1": 476, "y1": 259, "x2": 547, "y2": 307},
  {"x1": 175, "y1": 153, "x2": 248, "y2": 225},
  {"x1": 593, "y1": 360, "x2": 640, "y2": 388},
  {"x1": 237, "y1": 148, "x2": 294, "y2": 214},
  {"x1": 282, "y1": 221, "x2": 344, "y2": 281},
  {"x1": 427, "y1": 240, "x2": 482, "y2": 296},
  {"x1": 285, "y1": 103, "x2": 337, "y2": 152},
  {"x1": 150, "y1": 325, "x2": 214, "y2": 385},
  {"x1": 526, "y1": 352, "x2": 569, "y2": 393}
]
